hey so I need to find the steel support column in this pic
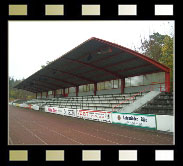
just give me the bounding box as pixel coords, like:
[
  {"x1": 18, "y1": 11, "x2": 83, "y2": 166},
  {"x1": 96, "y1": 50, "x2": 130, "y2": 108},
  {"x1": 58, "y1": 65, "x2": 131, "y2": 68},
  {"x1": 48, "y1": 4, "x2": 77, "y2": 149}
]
[
  {"x1": 76, "y1": 86, "x2": 79, "y2": 97},
  {"x1": 53, "y1": 90, "x2": 56, "y2": 98},
  {"x1": 121, "y1": 78, "x2": 125, "y2": 94},
  {"x1": 41, "y1": 92, "x2": 42, "y2": 99},
  {"x1": 63, "y1": 88, "x2": 66, "y2": 97},
  {"x1": 165, "y1": 72, "x2": 170, "y2": 92},
  {"x1": 94, "y1": 83, "x2": 97, "y2": 96}
]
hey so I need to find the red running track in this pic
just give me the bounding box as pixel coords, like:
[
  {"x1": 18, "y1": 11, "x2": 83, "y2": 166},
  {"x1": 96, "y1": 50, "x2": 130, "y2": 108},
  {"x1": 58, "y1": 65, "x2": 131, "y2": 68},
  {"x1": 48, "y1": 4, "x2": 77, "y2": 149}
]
[{"x1": 9, "y1": 105, "x2": 173, "y2": 145}]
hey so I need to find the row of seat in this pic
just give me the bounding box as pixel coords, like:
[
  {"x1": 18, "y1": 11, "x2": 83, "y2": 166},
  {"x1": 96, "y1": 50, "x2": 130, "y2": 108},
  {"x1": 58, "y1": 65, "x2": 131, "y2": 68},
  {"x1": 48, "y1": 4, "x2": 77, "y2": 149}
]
[{"x1": 25, "y1": 92, "x2": 149, "y2": 112}]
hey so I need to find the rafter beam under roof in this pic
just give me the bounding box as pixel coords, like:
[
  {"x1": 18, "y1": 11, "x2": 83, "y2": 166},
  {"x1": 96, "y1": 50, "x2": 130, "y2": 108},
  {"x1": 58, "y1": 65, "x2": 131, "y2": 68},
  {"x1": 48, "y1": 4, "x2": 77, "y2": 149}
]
[
  {"x1": 46, "y1": 67, "x2": 96, "y2": 83},
  {"x1": 62, "y1": 57, "x2": 123, "y2": 79},
  {"x1": 39, "y1": 74, "x2": 78, "y2": 87}
]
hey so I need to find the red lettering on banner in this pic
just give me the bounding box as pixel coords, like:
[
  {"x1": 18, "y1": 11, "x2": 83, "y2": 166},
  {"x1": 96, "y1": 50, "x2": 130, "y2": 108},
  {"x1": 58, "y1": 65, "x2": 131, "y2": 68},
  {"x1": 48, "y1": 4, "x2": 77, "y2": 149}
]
[{"x1": 48, "y1": 108, "x2": 52, "y2": 112}]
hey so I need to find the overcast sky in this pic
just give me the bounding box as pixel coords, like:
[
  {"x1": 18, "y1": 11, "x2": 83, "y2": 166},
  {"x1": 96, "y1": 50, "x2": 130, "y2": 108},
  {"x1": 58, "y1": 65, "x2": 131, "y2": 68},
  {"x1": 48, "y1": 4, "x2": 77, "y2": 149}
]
[{"x1": 9, "y1": 21, "x2": 174, "y2": 80}]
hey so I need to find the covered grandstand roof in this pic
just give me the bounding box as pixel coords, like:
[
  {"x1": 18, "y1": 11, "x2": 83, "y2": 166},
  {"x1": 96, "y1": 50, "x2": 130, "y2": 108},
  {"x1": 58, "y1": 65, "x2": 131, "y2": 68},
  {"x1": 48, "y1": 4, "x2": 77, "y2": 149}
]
[{"x1": 15, "y1": 37, "x2": 170, "y2": 93}]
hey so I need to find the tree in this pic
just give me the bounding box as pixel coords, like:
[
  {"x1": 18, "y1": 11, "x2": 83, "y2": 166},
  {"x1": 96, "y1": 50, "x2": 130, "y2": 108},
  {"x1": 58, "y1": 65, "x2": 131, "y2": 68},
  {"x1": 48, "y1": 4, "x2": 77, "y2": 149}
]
[
  {"x1": 9, "y1": 77, "x2": 35, "y2": 101},
  {"x1": 41, "y1": 61, "x2": 52, "y2": 69},
  {"x1": 139, "y1": 32, "x2": 167, "y2": 61},
  {"x1": 138, "y1": 32, "x2": 174, "y2": 91},
  {"x1": 160, "y1": 35, "x2": 174, "y2": 91}
]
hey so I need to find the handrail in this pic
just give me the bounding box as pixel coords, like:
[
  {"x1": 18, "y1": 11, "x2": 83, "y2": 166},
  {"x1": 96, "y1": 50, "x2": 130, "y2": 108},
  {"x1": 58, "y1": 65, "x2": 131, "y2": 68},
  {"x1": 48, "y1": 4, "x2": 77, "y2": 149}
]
[
  {"x1": 152, "y1": 81, "x2": 173, "y2": 92},
  {"x1": 112, "y1": 86, "x2": 154, "y2": 112}
]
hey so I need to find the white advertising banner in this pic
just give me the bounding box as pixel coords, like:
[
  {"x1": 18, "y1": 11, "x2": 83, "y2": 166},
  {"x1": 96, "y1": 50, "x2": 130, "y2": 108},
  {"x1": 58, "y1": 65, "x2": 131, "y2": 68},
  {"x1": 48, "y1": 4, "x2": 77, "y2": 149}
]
[
  {"x1": 19, "y1": 104, "x2": 24, "y2": 107},
  {"x1": 89, "y1": 111, "x2": 112, "y2": 123},
  {"x1": 32, "y1": 105, "x2": 39, "y2": 110},
  {"x1": 67, "y1": 109, "x2": 78, "y2": 117},
  {"x1": 45, "y1": 106, "x2": 58, "y2": 114},
  {"x1": 57, "y1": 107, "x2": 66, "y2": 115},
  {"x1": 112, "y1": 112, "x2": 156, "y2": 129},
  {"x1": 19, "y1": 103, "x2": 29, "y2": 108},
  {"x1": 77, "y1": 110, "x2": 112, "y2": 123},
  {"x1": 55, "y1": 107, "x2": 79, "y2": 117},
  {"x1": 77, "y1": 110, "x2": 90, "y2": 119}
]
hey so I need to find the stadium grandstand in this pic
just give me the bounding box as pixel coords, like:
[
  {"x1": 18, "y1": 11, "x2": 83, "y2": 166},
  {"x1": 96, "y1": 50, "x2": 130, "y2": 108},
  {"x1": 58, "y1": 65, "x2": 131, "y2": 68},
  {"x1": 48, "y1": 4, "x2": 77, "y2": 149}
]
[{"x1": 12, "y1": 37, "x2": 174, "y2": 132}]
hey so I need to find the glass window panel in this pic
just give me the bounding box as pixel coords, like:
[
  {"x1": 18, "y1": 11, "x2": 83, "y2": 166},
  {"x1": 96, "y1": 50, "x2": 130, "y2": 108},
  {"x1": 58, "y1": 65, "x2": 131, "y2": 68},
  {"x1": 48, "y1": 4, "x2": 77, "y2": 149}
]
[
  {"x1": 105, "y1": 81, "x2": 112, "y2": 89},
  {"x1": 83, "y1": 85, "x2": 87, "y2": 92},
  {"x1": 89, "y1": 84, "x2": 94, "y2": 91},
  {"x1": 151, "y1": 72, "x2": 165, "y2": 84},
  {"x1": 42, "y1": 92, "x2": 47, "y2": 96},
  {"x1": 143, "y1": 74, "x2": 152, "y2": 85},
  {"x1": 159, "y1": 72, "x2": 165, "y2": 83},
  {"x1": 131, "y1": 76, "x2": 143, "y2": 86},
  {"x1": 113, "y1": 80, "x2": 119, "y2": 88},
  {"x1": 65, "y1": 88, "x2": 69, "y2": 93},
  {"x1": 86, "y1": 84, "x2": 90, "y2": 91},
  {"x1": 48, "y1": 91, "x2": 52, "y2": 95},
  {"x1": 97, "y1": 82, "x2": 105, "y2": 90},
  {"x1": 125, "y1": 78, "x2": 131, "y2": 87},
  {"x1": 56, "y1": 89, "x2": 61, "y2": 94},
  {"x1": 97, "y1": 83, "x2": 101, "y2": 91},
  {"x1": 69, "y1": 87, "x2": 76, "y2": 93},
  {"x1": 118, "y1": 79, "x2": 121, "y2": 87},
  {"x1": 79, "y1": 85, "x2": 83, "y2": 92},
  {"x1": 101, "y1": 82, "x2": 105, "y2": 90}
]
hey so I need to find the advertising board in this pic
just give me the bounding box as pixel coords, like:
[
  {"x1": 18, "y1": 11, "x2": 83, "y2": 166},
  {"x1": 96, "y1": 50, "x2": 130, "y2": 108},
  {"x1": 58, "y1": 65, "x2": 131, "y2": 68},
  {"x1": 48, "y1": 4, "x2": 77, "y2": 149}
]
[{"x1": 112, "y1": 112, "x2": 156, "y2": 129}]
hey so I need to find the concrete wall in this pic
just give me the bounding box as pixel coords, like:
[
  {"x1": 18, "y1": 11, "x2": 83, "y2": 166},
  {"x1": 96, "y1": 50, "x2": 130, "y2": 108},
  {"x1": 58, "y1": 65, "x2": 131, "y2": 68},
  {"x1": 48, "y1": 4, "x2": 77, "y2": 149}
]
[{"x1": 156, "y1": 115, "x2": 174, "y2": 132}]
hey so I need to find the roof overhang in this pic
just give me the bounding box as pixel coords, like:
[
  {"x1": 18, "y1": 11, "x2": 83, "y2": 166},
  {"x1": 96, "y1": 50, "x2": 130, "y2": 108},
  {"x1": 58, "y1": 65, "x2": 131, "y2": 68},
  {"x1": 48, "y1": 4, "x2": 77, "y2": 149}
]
[{"x1": 14, "y1": 37, "x2": 170, "y2": 93}]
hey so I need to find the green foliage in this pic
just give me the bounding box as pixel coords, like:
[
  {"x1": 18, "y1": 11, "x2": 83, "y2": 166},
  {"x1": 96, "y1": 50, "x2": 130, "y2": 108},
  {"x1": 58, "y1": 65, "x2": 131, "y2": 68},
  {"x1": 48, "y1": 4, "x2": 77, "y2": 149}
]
[
  {"x1": 138, "y1": 32, "x2": 174, "y2": 91},
  {"x1": 41, "y1": 61, "x2": 52, "y2": 69},
  {"x1": 139, "y1": 32, "x2": 167, "y2": 61},
  {"x1": 9, "y1": 77, "x2": 35, "y2": 101}
]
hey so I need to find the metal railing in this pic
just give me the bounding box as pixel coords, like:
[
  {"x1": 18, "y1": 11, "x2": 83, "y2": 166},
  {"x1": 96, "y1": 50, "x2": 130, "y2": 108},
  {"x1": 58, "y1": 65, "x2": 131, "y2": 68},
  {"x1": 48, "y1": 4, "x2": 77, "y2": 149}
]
[
  {"x1": 151, "y1": 81, "x2": 169, "y2": 92},
  {"x1": 112, "y1": 86, "x2": 154, "y2": 112}
]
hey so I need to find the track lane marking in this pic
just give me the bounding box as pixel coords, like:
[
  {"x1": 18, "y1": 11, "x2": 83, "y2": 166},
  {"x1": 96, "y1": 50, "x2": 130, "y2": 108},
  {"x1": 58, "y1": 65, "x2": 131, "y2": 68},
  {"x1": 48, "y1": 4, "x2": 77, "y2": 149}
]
[
  {"x1": 31, "y1": 120, "x2": 119, "y2": 145},
  {"x1": 15, "y1": 119, "x2": 48, "y2": 145},
  {"x1": 30, "y1": 121, "x2": 84, "y2": 145}
]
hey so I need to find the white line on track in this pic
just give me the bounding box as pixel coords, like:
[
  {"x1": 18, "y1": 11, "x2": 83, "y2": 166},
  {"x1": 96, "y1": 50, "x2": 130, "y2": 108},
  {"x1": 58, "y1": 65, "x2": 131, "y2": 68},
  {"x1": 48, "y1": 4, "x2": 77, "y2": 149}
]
[
  {"x1": 68, "y1": 116, "x2": 172, "y2": 144},
  {"x1": 9, "y1": 136, "x2": 13, "y2": 145},
  {"x1": 31, "y1": 121, "x2": 84, "y2": 145},
  {"x1": 32, "y1": 120, "x2": 119, "y2": 145},
  {"x1": 72, "y1": 128, "x2": 119, "y2": 145},
  {"x1": 15, "y1": 120, "x2": 48, "y2": 145}
]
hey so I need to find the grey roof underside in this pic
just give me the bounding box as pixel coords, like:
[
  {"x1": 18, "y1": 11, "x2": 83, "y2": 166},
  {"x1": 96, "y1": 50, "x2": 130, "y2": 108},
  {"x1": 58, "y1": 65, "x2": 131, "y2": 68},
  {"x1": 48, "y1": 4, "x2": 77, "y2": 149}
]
[{"x1": 15, "y1": 38, "x2": 168, "y2": 93}]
